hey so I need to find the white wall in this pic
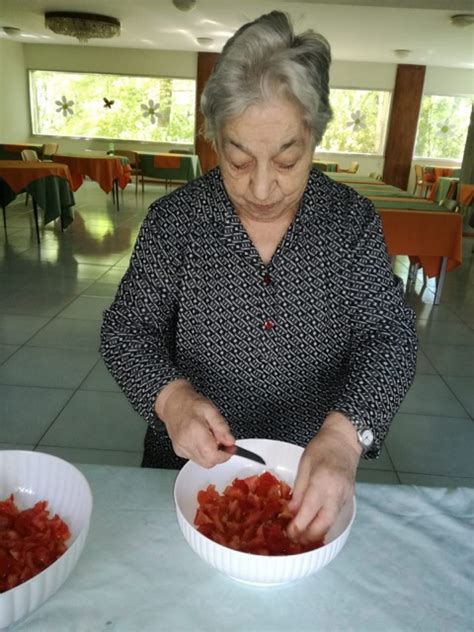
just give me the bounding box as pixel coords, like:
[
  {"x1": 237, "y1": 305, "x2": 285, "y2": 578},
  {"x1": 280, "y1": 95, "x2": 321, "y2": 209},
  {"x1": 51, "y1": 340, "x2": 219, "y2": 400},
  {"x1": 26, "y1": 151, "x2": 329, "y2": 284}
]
[
  {"x1": 0, "y1": 39, "x2": 29, "y2": 141},
  {"x1": 4, "y1": 44, "x2": 474, "y2": 182}
]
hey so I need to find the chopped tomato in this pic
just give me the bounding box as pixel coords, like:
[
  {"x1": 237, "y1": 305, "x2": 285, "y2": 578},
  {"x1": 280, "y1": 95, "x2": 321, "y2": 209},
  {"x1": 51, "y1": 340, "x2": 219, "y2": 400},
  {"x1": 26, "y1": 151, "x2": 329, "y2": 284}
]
[
  {"x1": 194, "y1": 472, "x2": 324, "y2": 556},
  {"x1": 0, "y1": 494, "x2": 70, "y2": 593}
]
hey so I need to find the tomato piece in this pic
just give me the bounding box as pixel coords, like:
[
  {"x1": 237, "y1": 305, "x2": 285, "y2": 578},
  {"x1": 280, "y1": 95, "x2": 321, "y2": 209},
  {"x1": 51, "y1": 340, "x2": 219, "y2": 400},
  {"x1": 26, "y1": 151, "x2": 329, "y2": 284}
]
[
  {"x1": 194, "y1": 472, "x2": 324, "y2": 556},
  {"x1": 0, "y1": 495, "x2": 70, "y2": 593}
]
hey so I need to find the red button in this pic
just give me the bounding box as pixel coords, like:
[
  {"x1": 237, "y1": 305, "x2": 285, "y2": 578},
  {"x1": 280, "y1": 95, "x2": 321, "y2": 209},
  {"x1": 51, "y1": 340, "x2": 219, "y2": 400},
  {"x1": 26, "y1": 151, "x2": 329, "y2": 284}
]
[
  {"x1": 263, "y1": 320, "x2": 274, "y2": 331},
  {"x1": 263, "y1": 273, "x2": 271, "y2": 286}
]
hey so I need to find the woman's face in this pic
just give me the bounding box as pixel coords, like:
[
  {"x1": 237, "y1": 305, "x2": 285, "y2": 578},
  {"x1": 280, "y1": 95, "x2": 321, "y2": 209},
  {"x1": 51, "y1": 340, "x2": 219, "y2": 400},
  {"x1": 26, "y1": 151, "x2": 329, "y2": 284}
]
[{"x1": 218, "y1": 99, "x2": 315, "y2": 224}]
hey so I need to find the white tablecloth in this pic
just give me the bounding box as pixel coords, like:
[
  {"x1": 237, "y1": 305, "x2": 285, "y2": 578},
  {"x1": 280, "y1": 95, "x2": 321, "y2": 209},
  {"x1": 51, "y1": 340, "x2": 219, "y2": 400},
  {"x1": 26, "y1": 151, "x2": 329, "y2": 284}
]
[{"x1": 15, "y1": 465, "x2": 474, "y2": 632}]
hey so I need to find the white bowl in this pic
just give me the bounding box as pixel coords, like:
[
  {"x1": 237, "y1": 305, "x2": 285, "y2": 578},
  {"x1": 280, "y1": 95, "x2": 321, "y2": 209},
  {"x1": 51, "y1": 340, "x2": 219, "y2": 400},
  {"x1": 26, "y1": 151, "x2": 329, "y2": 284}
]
[
  {"x1": 0, "y1": 450, "x2": 93, "y2": 629},
  {"x1": 174, "y1": 438, "x2": 355, "y2": 586}
]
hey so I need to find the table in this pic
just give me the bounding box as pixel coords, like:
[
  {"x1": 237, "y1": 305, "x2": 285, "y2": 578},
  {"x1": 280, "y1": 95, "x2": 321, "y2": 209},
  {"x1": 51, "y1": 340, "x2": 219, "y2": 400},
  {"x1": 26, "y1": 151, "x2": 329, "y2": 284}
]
[
  {"x1": 327, "y1": 172, "x2": 462, "y2": 303},
  {"x1": 136, "y1": 152, "x2": 202, "y2": 190},
  {"x1": 312, "y1": 159, "x2": 338, "y2": 172},
  {"x1": 0, "y1": 161, "x2": 75, "y2": 242},
  {"x1": 52, "y1": 154, "x2": 131, "y2": 211},
  {"x1": 0, "y1": 143, "x2": 44, "y2": 161},
  {"x1": 379, "y1": 209, "x2": 462, "y2": 303},
  {"x1": 14, "y1": 464, "x2": 473, "y2": 632}
]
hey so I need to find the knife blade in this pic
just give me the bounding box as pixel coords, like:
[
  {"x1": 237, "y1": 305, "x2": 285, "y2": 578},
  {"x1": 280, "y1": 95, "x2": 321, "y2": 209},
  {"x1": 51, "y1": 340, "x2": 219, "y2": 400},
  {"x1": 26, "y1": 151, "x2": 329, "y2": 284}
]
[{"x1": 220, "y1": 444, "x2": 266, "y2": 465}]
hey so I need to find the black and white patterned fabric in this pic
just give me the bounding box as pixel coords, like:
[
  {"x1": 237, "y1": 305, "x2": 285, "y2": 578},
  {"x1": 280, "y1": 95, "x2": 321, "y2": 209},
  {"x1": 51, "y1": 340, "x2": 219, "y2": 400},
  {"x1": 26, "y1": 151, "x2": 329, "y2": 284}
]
[{"x1": 100, "y1": 167, "x2": 417, "y2": 468}]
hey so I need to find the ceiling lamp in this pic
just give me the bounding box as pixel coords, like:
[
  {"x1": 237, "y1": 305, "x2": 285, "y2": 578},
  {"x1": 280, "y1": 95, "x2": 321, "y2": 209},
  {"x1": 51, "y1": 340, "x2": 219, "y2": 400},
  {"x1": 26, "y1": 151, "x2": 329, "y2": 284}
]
[
  {"x1": 2, "y1": 26, "x2": 21, "y2": 37},
  {"x1": 172, "y1": 0, "x2": 197, "y2": 11},
  {"x1": 450, "y1": 14, "x2": 474, "y2": 27},
  {"x1": 394, "y1": 49, "x2": 411, "y2": 59},
  {"x1": 44, "y1": 12, "x2": 121, "y2": 43}
]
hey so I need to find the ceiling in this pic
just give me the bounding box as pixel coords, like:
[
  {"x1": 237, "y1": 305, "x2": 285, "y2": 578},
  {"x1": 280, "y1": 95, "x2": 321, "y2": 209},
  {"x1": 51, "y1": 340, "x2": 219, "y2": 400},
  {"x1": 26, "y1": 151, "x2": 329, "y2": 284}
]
[{"x1": 0, "y1": 0, "x2": 473, "y2": 69}]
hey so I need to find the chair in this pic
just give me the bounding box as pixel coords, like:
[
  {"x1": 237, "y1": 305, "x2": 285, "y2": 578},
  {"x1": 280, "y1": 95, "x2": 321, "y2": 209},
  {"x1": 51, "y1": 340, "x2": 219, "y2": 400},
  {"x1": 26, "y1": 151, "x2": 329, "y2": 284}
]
[
  {"x1": 368, "y1": 172, "x2": 383, "y2": 181},
  {"x1": 41, "y1": 143, "x2": 59, "y2": 160},
  {"x1": 21, "y1": 149, "x2": 40, "y2": 162},
  {"x1": 169, "y1": 148, "x2": 193, "y2": 155},
  {"x1": 4, "y1": 150, "x2": 42, "y2": 242},
  {"x1": 338, "y1": 161, "x2": 359, "y2": 174},
  {"x1": 412, "y1": 164, "x2": 434, "y2": 197},
  {"x1": 112, "y1": 149, "x2": 142, "y2": 195},
  {"x1": 21, "y1": 150, "x2": 40, "y2": 207}
]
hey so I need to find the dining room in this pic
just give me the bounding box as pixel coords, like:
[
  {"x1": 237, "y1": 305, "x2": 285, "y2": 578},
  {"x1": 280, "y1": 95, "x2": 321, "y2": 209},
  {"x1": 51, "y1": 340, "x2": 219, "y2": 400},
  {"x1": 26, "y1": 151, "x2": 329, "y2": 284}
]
[{"x1": 0, "y1": 1, "x2": 473, "y2": 630}]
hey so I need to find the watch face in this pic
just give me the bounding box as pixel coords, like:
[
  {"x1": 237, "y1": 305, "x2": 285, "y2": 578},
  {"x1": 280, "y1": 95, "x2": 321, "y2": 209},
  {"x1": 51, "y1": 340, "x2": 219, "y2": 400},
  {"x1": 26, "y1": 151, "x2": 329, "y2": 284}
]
[{"x1": 360, "y1": 428, "x2": 374, "y2": 448}]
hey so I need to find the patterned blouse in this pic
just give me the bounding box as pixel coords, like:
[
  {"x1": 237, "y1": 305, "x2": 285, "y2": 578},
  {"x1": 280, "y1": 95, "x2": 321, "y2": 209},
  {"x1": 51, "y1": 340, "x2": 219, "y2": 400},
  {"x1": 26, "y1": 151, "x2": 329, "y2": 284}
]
[{"x1": 100, "y1": 167, "x2": 417, "y2": 468}]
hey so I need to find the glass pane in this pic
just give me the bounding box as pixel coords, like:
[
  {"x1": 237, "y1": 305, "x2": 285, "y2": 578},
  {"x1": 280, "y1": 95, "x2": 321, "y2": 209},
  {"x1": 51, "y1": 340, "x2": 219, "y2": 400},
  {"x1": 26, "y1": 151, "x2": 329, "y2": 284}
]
[
  {"x1": 319, "y1": 88, "x2": 391, "y2": 155},
  {"x1": 29, "y1": 70, "x2": 196, "y2": 143},
  {"x1": 414, "y1": 95, "x2": 471, "y2": 160}
]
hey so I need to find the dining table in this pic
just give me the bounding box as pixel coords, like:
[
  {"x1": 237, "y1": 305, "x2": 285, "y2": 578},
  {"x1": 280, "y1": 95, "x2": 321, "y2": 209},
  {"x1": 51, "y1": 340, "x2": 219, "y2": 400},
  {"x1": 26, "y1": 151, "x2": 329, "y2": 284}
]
[
  {"x1": 52, "y1": 153, "x2": 131, "y2": 211},
  {"x1": 136, "y1": 152, "x2": 202, "y2": 191},
  {"x1": 0, "y1": 143, "x2": 44, "y2": 161},
  {"x1": 12, "y1": 463, "x2": 473, "y2": 632},
  {"x1": 0, "y1": 160, "x2": 75, "y2": 242},
  {"x1": 326, "y1": 172, "x2": 462, "y2": 304}
]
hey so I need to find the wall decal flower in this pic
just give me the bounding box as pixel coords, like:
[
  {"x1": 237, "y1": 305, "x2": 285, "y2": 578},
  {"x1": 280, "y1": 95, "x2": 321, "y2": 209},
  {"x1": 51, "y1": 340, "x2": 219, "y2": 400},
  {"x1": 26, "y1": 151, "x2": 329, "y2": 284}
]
[
  {"x1": 103, "y1": 97, "x2": 115, "y2": 109},
  {"x1": 438, "y1": 119, "x2": 454, "y2": 136},
  {"x1": 141, "y1": 99, "x2": 160, "y2": 124},
  {"x1": 346, "y1": 110, "x2": 366, "y2": 131},
  {"x1": 55, "y1": 95, "x2": 74, "y2": 117}
]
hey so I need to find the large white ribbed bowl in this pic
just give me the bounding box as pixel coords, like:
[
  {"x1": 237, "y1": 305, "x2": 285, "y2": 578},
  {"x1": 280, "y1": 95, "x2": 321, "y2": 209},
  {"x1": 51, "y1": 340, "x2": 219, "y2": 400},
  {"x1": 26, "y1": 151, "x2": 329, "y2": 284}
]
[
  {"x1": 174, "y1": 439, "x2": 355, "y2": 586},
  {"x1": 0, "y1": 451, "x2": 93, "y2": 629}
]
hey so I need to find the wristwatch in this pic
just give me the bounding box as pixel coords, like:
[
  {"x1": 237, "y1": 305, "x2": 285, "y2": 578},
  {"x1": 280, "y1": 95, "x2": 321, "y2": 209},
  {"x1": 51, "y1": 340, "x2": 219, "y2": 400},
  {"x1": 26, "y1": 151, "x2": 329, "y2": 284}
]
[{"x1": 357, "y1": 427, "x2": 374, "y2": 455}]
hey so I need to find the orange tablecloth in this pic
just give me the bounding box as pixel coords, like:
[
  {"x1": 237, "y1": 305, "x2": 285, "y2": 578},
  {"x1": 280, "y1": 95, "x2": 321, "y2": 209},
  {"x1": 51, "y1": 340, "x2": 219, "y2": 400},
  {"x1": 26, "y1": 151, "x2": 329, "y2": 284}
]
[
  {"x1": 153, "y1": 154, "x2": 182, "y2": 169},
  {"x1": 52, "y1": 154, "x2": 131, "y2": 193},
  {"x1": 0, "y1": 160, "x2": 73, "y2": 192},
  {"x1": 379, "y1": 209, "x2": 462, "y2": 278}
]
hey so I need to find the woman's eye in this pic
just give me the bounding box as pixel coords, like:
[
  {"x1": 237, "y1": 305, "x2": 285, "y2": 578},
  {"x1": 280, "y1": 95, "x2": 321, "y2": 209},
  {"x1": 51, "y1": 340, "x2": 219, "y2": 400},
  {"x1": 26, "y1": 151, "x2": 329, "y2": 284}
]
[
  {"x1": 232, "y1": 162, "x2": 250, "y2": 171},
  {"x1": 278, "y1": 163, "x2": 296, "y2": 171}
]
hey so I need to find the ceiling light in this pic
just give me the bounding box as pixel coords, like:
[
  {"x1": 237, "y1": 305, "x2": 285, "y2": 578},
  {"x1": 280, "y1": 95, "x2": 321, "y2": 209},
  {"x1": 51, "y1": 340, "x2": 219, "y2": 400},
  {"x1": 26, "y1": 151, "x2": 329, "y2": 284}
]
[
  {"x1": 173, "y1": 0, "x2": 197, "y2": 11},
  {"x1": 2, "y1": 26, "x2": 21, "y2": 37},
  {"x1": 394, "y1": 49, "x2": 411, "y2": 59},
  {"x1": 197, "y1": 37, "x2": 214, "y2": 47},
  {"x1": 450, "y1": 14, "x2": 474, "y2": 27},
  {"x1": 44, "y1": 12, "x2": 121, "y2": 43}
]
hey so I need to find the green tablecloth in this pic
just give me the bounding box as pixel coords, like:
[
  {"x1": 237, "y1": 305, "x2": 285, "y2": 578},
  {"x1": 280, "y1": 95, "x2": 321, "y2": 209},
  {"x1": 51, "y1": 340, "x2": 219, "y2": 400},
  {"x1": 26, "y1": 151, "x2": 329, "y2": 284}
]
[
  {"x1": 327, "y1": 173, "x2": 382, "y2": 184},
  {"x1": 0, "y1": 175, "x2": 75, "y2": 228},
  {"x1": 371, "y1": 198, "x2": 446, "y2": 212},
  {"x1": 312, "y1": 160, "x2": 338, "y2": 172},
  {"x1": 432, "y1": 177, "x2": 459, "y2": 203},
  {"x1": 137, "y1": 152, "x2": 202, "y2": 182},
  {"x1": 344, "y1": 184, "x2": 412, "y2": 198}
]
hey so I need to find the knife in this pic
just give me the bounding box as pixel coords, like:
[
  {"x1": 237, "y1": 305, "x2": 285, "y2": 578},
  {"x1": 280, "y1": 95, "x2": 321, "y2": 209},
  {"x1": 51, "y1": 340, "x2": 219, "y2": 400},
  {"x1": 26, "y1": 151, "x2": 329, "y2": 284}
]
[{"x1": 220, "y1": 444, "x2": 266, "y2": 465}]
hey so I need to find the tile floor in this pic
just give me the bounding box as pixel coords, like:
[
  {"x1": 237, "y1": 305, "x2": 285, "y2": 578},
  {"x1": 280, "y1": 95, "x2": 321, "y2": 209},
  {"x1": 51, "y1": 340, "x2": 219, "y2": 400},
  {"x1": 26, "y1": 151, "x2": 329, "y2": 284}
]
[{"x1": 1, "y1": 181, "x2": 473, "y2": 487}]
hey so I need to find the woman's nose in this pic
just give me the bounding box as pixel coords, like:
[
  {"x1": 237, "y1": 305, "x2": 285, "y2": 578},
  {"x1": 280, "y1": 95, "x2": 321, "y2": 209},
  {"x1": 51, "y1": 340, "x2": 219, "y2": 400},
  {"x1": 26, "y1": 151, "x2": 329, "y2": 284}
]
[{"x1": 250, "y1": 165, "x2": 275, "y2": 201}]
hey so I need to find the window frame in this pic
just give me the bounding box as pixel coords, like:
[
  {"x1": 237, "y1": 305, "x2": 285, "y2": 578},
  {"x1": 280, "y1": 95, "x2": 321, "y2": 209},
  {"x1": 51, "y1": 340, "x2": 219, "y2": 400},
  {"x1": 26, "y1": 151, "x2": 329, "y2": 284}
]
[
  {"x1": 28, "y1": 68, "x2": 197, "y2": 145},
  {"x1": 413, "y1": 91, "x2": 472, "y2": 162}
]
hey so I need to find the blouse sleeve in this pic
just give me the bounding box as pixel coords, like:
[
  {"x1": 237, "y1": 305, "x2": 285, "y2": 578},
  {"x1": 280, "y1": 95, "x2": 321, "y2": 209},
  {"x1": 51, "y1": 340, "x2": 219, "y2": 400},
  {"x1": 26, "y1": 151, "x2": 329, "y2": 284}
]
[
  {"x1": 331, "y1": 200, "x2": 418, "y2": 458},
  {"x1": 100, "y1": 202, "x2": 187, "y2": 424}
]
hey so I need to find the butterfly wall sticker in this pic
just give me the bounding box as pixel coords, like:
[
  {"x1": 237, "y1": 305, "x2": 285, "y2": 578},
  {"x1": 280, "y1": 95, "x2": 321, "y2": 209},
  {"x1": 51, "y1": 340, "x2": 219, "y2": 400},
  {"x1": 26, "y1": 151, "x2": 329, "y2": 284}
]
[{"x1": 103, "y1": 97, "x2": 115, "y2": 109}]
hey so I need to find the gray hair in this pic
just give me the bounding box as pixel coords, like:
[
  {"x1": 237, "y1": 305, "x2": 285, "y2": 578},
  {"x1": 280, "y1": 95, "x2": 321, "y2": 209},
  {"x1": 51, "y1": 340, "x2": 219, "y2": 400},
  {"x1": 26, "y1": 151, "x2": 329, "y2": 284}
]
[{"x1": 200, "y1": 11, "x2": 333, "y2": 146}]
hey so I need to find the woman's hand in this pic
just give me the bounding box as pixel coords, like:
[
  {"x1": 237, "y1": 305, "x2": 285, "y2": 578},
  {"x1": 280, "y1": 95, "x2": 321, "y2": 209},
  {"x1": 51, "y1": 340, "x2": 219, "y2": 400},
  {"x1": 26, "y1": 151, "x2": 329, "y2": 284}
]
[
  {"x1": 287, "y1": 412, "x2": 361, "y2": 544},
  {"x1": 155, "y1": 379, "x2": 235, "y2": 468}
]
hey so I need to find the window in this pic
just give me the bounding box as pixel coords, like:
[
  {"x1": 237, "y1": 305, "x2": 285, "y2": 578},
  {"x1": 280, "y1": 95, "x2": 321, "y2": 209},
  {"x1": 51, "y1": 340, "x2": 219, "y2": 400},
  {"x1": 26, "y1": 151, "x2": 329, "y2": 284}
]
[
  {"x1": 29, "y1": 70, "x2": 196, "y2": 144},
  {"x1": 318, "y1": 88, "x2": 391, "y2": 155},
  {"x1": 414, "y1": 95, "x2": 471, "y2": 160}
]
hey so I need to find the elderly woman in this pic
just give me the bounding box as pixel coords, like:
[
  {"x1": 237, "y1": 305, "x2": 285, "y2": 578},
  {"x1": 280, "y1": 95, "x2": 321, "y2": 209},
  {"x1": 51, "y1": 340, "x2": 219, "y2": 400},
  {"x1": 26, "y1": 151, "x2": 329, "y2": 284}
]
[{"x1": 101, "y1": 11, "x2": 417, "y2": 543}]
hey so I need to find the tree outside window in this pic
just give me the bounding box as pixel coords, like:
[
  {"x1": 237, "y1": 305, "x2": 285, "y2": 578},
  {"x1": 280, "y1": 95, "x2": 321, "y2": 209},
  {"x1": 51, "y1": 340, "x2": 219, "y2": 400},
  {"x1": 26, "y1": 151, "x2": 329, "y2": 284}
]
[
  {"x1": 414, "y1": 95, "x2": 471, "y2": 160},
  {"x1": 319, "y1": 88, "x2": 391, "y2": 155},
  {"x1": 29, "y1": 70, "x2": 196, "y2": 144}
]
